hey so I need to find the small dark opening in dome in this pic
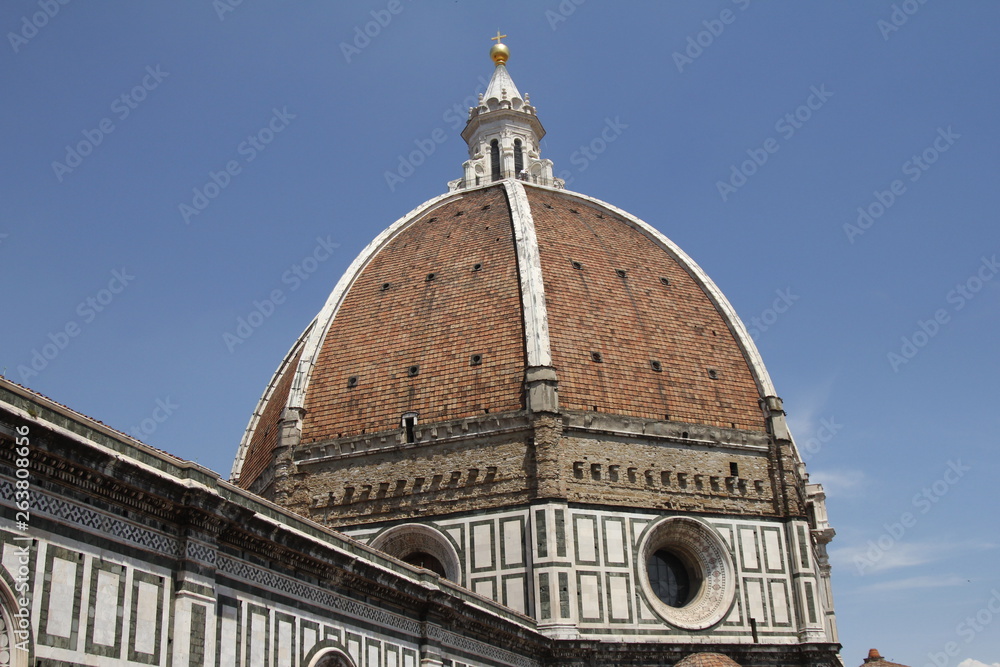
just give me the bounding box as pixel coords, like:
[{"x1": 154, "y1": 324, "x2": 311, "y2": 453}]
[
  {"x1": 347, "y1": 376, "x2": 358, "y2": 388},
  {"x1": 481, "y1": 204, "x2": 491, "y2": 211},
  {"x1": 401, "y1": 413, "x2": 417, "y2": 443},
  {"x1": 427, "y1": 217, "x2": 437, "y2": 223},
  {"x1": 572, "y1": 260, "x2": 583, "y2": 270},
  {"x1": 569, "y1": 208, "x2": 579, "y2": 214},
  {"x1": 708, "y1": 369, "x2": 719, "y2": 379},
  {"x1": 472, "y1": 263, "x2": 482, "y2": 272},
  {"x1": 590, "y1": 351, "x2": 603, "y2": 363},
  {"x1": 470, "y1": 354, "x2": 483, "y2": 366},
  {"x1": 402, "y1": 551, "x2": 446, "y2": 577},
  {"x1": 660, "y1": 277, "x2": 670, "y2": 286},
  {"x1": 380, "y1": 282, "x2": 391, "y2": 291},
  {"x1": 616, "y1": 269, "x2": 627, "y2": 279},
  {"x1": 454, "y1": 210, "x2": 464, "y2": 217},
  {"x1": 407, "y1": 365, "x2": 420, "y2": 377},
  {"x1": 426, "y1": 273, "x2": 436, "y2": 282},
  {"x1": 650, "y1": 360, "x2": 662, "y2": 372}
]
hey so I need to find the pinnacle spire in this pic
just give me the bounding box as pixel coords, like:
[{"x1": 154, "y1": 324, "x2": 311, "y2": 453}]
[
  {"x1": 448, "y1": 35, "x2": 563, "y2": 191},
  {"x1": 490, "y1": 30, "x2": 509, "y2": 66}
]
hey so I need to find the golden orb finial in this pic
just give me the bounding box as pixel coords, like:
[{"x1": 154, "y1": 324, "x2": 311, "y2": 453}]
[{"x1": 490, "y1": 30, "x2": 509, "y2": 66}]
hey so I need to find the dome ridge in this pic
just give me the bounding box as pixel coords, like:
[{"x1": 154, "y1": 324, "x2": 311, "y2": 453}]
[{"x1": 504, "y1": 179, "x2": 552, "y2": 369}]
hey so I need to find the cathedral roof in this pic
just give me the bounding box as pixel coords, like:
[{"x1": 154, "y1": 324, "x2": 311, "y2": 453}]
[{"x1": 232, "y1": 38, "x2": 783, "y2": 489}]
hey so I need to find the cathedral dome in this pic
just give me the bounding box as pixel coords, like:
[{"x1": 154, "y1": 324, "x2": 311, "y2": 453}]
[
  {"x1": 230, "y1": 39, "x2": 797, "y2": 529},
  {"x1": 233, "y1": 180, "x2": 778, "y2": 490},
  {"x1": 233, "y1": 179, "x2": 788, "y2": 500}
]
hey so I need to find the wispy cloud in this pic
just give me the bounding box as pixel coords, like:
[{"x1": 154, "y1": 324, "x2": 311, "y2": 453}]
[
  {"x1": 810, "y1": 468, "x2": 867, "y2": 498},
  {"x1": 785, "y1": 373, "x2": 840, "y2": 438},
  {"x1": 832, "y1": 540, "x2": 939, "y2": 573},
  {"x1": 831, "y1": 539, "x2": 994, "y2": 575},
  {"x1": 861, "y1": 574, "x2": 966, "y2": 592}
]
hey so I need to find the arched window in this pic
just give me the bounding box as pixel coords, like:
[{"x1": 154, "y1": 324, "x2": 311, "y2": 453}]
[
  {"x1": 369, "y1": 523, "x2": 462, "y2": 583},
  {"x1": 514, "y1": 139, "x2": 524, "y2": 175},
  {"x1": 490, "y1": 139, "x2": 501, "y2": 181}
]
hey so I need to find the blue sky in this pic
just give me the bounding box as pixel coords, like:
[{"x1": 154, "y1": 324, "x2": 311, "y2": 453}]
[{"x1": 2, "y1": 2, "x2": 998, "y2": 664}]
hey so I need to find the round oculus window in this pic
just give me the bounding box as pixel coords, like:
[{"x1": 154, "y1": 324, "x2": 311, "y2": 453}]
[{"x1": 636, "y1": 517, "x2": 736, "y2": 630}]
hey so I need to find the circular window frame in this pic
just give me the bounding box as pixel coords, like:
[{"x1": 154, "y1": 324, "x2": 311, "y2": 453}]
[
  {"x1": 369, "y1": 523, "x2": 461, "y2": 584},
  {"x1": 636, "y1": 517, "x2": 735, "y2": 630}
]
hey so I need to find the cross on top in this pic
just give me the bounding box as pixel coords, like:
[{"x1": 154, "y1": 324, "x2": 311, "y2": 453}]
[{"x1": 491, "y1": 30, "x2": 507, "y2": 44}]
